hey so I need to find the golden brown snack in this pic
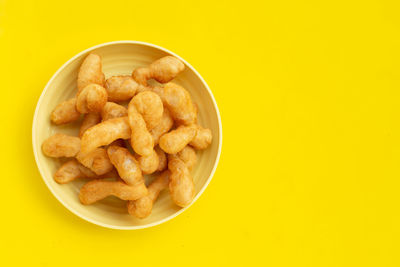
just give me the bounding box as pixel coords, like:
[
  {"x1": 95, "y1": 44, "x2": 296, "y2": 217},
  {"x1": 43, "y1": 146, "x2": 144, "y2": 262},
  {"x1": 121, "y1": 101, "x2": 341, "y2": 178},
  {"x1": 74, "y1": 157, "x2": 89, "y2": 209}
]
[
  {"x1": 80, "y1": 117, "x2": 131, "y2": 155},
  {"x1": 177, "y1": 146, "x2": 197, "y2": 171},
  {"x1": 50, "y1": 98, "x2": 81, "y2": 125},
  {"x1": 127, "y1": 170, "x2": 170, "y2": 218},
  {"x1": 149, "y1": 85, "x2": 166, "y2": 102},
  {"x1": 159, "y1": 125, "x2": 197, "y2": 154},
  {"x1": 132, "y1": 68, "x2": 149, "y2": 86},
  {"x1": 76, "y1": 84, "x2": 108, "y2": 114},
  {"x1": 131, "y1": 91, "x2": 163, "y2": 130},
  {"x1": 163, "y1": 83, "x2": 196, "y2": 125},
  {"x1": 79, "y1": 113, "x2": 101, "y2": 138},
  {"x1": 132, "y1": 56, "x2": 184, "y2": 85},
  {"x1": 151, "y1": 108, "x2": 174, "y2": 145},
  {"x1": 168, "y1": 154, "x2": 195, "y2": 207},
  {"x1": 105, "y1": 75, "x2": 145, "y2": 101},
  {"x1": 101, "y1": 102, "x2": 128, "y2": 121},
  {"x1": 137, "y1": 149, "x2": 159, "y2": 174},
  {"x1": 128, "y1": 98, "x2": 154, "y2": 156},
  {"x1": 76, "y1": 148, "x2": 113, "y2": 176},
  {"x1": 54, "y1": 160, "x2": 119, "y2": 184},
  {"x1": 54, "y1": 159, "x2": 97, "y2": 184},
  {"x1": 106, "y1": 146, "x2": 146, "y2": 189},
  {"x1": 136, "y1": 84, "x2": 151, "y2": 94},
  {"x1": 77, "y1": 53, "x2": 105, "y2": 93},
  {"x1": 190, "y1": 125, "x2": 212, "y2": 150},
  {"x1": 155, "y1": 146, "x2": 167, "y2": 172},
  {"x1": 42, "y1": 133, "x2": 81, "y2": 158},
  {"x1": 79, "y1": 179, "x2": 145, "y2": 205},
  {"x1": 193, "y1": 102, "x2": 198, "y2": 121},
  {"x1": 108, "y1": 139, "x2": 126, "y2": 148},
  {"x1": 100, "y1": 168, "x2": 121, "y2": 179}
]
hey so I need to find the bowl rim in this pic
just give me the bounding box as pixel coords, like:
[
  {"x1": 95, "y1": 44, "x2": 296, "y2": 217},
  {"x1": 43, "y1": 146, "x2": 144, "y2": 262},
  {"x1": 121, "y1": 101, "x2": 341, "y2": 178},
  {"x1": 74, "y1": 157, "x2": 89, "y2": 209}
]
[{"x1": 32, "y1": 40, "x2": 222, "y2": 230}]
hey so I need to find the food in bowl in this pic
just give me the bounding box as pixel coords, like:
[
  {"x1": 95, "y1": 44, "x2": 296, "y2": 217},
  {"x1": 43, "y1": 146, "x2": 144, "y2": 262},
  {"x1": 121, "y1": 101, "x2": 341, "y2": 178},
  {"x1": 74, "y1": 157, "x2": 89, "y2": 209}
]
[{"x1": 41, "y1": 54, "x2": 213, "y2": 219}]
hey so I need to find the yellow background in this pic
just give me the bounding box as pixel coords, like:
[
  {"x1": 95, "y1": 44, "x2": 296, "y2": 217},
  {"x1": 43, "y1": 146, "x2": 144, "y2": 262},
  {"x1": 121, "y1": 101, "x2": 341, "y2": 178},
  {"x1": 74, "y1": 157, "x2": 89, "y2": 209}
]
[{"x1": 0, "y1": 0, "x2": 399, "y2": 266}]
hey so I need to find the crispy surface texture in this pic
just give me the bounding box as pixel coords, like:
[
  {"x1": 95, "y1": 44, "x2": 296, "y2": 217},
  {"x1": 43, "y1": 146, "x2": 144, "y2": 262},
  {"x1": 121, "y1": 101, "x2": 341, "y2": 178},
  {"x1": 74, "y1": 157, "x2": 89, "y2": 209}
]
[
  {"x1": 190, "y1": 125, "x2": 213, "y2": 150},
  {"x1": 137, "y1": 149, "x2": 159, "y2": 174},
  {"x1": 77, "y1": 53, "x2": 104, "y2": 93},
  {"x1": 131, "y1": 67, "x2": 149, "y2": 85},
  {"x1": 79, "y1": 113, "x2": 101, "y2": 138},
  {"x1": 80, "y1": 117, "x2": 131, "y2": 155},
  {"x1": 155, "y1": 146, "x2": 167, "y2": 172},
  {"x1": 107, "y1": 145, "x2": 145, "y2": 187},
  {"x1": 151, "y1": 107, "x2": 174, "y2": 145},
  {"x1": 54, "y1": 159, "x2": 97, "y2": 184},
  {"x1": 105, "y1": 75, "x2": 143, "y2": 101},
  {"x1": 79, "y1": 179, "x2": 146, "y2": 205},
  {"x1": 177, "y1": 146, "x2": 197, "y2": 171},
  {"x1": 42, "y1": 133, "x2": 81, "y2": 158},
  {"x1": 149, "y1": 85, "x2": 166, "y2": 102},
  {"x1": 168, "y1": 154, "x2": 195, "y2": 207},
  {"x1": 76, "y1": 148, "x2": 113, "y2": 175},
  {"x1": 128, "y1": 98, "x2": 154, "y2": 156},
  {"x1": 51, "y1": 98, "x2": 81, "y2": 125},
  {"x1": 159, "y1": 125, "x2": 197, "y2": 154},
  {"x1": 127, "y1": 170, "x2": 170, "y2": 218},
  {"x1": 76, "y1": 84, "x2": 108, "y2": 114},
  {"x1": 101, "y1": 102, "x2": 128, "y2": 121},
  {"x1": 163, "y1": 82, "x2": 197, "y2": 125},
  {"x1": 132, "y1": 56, "x2": 184, "y2": 85},
  {"x1": 132, "y1": 91, "x2": 163, "y2": 130}
]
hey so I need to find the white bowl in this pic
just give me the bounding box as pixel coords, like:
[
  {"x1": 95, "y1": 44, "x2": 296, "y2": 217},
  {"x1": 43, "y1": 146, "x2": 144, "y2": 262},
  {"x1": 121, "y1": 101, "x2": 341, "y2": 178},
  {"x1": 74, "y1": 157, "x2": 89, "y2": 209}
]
[{"x1": 32, "y1": 41, "x2": 222, "y2": 229}]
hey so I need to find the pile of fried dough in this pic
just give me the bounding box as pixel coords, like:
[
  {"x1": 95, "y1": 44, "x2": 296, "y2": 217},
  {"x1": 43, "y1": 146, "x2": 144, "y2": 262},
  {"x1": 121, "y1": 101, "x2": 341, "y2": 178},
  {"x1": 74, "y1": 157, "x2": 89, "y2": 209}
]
[{"x1": 42, "y1": 54, "x2": 212, "y2": 218}]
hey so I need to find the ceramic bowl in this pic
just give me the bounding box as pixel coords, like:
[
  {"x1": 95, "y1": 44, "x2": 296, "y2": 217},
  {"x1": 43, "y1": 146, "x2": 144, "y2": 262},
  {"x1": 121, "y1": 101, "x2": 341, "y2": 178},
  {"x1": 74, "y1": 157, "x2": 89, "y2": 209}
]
[{"x1": 32, "y1": 41, "x2": 222, "y2": 229}]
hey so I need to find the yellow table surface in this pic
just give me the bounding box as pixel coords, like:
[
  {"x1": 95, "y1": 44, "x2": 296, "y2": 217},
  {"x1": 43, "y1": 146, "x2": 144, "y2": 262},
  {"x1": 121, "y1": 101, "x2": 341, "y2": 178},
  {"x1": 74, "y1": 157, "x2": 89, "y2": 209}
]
[{"x1": 1, "y1": 0, "x2": 400, "y2": 266}]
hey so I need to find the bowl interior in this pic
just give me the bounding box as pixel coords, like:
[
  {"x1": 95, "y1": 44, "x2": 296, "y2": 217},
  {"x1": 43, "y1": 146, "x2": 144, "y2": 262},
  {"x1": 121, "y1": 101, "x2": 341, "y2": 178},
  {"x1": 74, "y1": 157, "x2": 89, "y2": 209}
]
[{"x1": 32, "y1": 42, "x2": 221, "y2": 229}]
